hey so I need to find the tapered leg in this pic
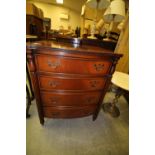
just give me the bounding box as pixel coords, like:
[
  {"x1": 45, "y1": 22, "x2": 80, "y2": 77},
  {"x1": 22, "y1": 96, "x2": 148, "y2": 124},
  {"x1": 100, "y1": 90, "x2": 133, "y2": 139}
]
[
  {"x1": 36, "y1": 106, "x2": 44, "y2": 125},
  {"x1": 26, "y1": 85, "x2": 31, "y2": 118},
  {"x1": 92, "y1": 114, "x2": 98, "y2": 121},
  {"x1": 40, "y1": 118, "x2": 44, "y2": 125},
  {"x1": 92, "y1": 107, "x2": 101, "y2": 121}
]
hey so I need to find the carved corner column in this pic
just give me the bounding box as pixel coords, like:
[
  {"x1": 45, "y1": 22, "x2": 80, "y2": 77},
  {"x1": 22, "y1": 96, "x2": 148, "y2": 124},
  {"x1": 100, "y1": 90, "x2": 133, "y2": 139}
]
[
  {"x1": 92, "y1": 57, "x2": 121, "y2": 120},
  {"x1": 110, "y1": 57, "x2": 120, "y2": 75},
  {"x1": 93, "y1": 75, "x2": 111, "y2": 121},
  {"x1": 27, "y1": 49, "x2": 44, "y2": 125}
]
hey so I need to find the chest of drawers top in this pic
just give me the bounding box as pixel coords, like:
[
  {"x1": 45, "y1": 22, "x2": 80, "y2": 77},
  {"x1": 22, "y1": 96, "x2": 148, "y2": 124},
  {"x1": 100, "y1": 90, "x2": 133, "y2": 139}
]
[{"x1": 26, "y1": 40, "x2": 120, "y2": 56}]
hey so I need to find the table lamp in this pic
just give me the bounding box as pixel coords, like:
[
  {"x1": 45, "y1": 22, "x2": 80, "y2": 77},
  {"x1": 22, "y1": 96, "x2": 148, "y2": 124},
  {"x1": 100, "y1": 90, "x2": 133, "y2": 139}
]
[
  {"x1": 85, "y1": 0, "x2": 110, "y2": 39},
  {"x1": 117, "y1": 19, "x2": 125, "y2": 31},
  {"x1": 103, "y1": 0, "x2": 125, "y2": 37}
]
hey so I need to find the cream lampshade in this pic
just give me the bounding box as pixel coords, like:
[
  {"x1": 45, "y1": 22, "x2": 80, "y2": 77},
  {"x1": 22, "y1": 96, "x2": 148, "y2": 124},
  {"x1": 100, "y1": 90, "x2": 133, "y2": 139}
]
[
  {"x1": 86, "y1": 0, "x2": 110, "y2": 9},
  {"x1": 103, "y1": 0, "x2": 125, "y2": 22}
]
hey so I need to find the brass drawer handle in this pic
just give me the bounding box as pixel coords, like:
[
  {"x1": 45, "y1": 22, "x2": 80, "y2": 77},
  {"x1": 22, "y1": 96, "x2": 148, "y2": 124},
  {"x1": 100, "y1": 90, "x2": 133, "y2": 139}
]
[
  {"x1": 51, "y1": 101, "x2": 57, "y2": 105},
  {"x1": 94, "y1": 64, "x2": 104, "y2": 71},
  {"x1": 52, "y1": 112, "x2": 60, "y2": 117},
  {"x1": 48, "y1": 81, "x2": 60, "y2": 88},
  {"x1": 89, "y1": 80, "x2": 99, "y2": 88},
  {"x1": 87, "y1": 97, "x2": 96, "y2": 104},
  {"x1": 47, "y1": 60, "x2": 60, "y2": 69},
  {"x1": 50, "y1": 97, "x2": 60, "y2": 105}
]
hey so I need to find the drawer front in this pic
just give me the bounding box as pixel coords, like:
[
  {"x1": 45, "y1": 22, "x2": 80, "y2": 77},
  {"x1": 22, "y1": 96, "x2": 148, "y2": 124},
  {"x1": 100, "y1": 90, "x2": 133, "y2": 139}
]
[
  {"x1": 41, "y1": 91, "x2": 101, "y2": 106},
  {"x1": 38, "y1": 75, "x2": 106, "y2": 91},
  {"x1": 43, "y1": 105, "x2": 96, "y2": 118},
  {"x1": 35, "y1": 55, "x2": 112, "y2": 75}
]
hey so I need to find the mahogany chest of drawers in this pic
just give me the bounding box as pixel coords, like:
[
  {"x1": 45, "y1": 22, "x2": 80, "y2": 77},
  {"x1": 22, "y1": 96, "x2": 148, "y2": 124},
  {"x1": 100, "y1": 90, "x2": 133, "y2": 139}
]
[{"x1": 26, "y1": 40, "x2": 122, "y2": 125}]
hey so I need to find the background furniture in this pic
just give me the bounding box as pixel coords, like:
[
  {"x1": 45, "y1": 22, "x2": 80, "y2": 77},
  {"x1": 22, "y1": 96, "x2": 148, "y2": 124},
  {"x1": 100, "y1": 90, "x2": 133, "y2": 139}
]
[
  {"x1": 103, "y1": 71, "x2": 129, "y2": 117},
  {"x1": 43, "y1": 18, "x2": 51, "y2": 39},
  {"x1": 26, "y1": 39, "x2": 122, "y2": 125},
  {"x1": 26, "y1": 3, "x2": 44, "y2": 39},
  {"x1": 43, "y1": 18, "x2": 51, "y2": 30}
]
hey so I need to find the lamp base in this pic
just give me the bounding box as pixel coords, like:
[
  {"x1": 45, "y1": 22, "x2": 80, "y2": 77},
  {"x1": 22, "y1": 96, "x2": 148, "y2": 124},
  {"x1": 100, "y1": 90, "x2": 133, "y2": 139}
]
[
  {"x1": 102, "y1": 102, "x2": 120, "y2": 117},
  {"x1": 87, "y1": 35, "x2": 97, "y2": 39}
]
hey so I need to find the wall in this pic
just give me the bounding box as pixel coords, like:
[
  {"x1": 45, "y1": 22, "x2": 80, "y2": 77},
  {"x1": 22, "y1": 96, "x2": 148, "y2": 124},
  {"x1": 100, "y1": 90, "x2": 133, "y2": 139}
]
[
  {"x1": 27, "y1": 0, "x2": 86, "y2": 13},
  {"x1": 115, "y1": 12, "x2": 129, "y2": 73},
  {"x1": 27, "y1": 1, "x2": 81, "y2": 30}
]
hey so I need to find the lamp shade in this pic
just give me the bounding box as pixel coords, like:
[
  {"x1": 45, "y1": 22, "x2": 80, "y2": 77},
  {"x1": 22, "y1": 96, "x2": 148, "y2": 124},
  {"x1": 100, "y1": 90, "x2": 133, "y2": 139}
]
[
  {"x1": 86, "y1": 0, "x2": 110, "y2": 10},
  {"x1": 103, "y1": 0, "x2": 125, "y2": 22}
]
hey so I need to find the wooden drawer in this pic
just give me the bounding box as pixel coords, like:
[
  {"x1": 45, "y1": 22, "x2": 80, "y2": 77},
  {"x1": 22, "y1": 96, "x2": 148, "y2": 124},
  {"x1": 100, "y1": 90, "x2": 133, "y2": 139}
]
[
  {"x1": 43, "y1": 105, "x2": 96, "y2": 118},
  {"x1": 38, "y1": 75, "x2": 106, "y2": 91},
  {"x1": 35, "y1": 55, "x2": 112, "y2": 75},
  {"x1": 41, "y1": 91, "x2": 101, "y2": 106}
]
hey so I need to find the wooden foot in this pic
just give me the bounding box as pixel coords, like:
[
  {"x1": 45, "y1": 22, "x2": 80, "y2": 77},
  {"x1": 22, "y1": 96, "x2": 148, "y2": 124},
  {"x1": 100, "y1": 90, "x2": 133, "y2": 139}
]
[
  {"x1": 92, "y1": 113, "x2": 98, "y2": 121},
  {"x1": 26, "y1": 113, "x2": 31, "y2": 118},
  {"x1": 40, "y1": 119, "x2": 44, "y2": 125},
  {"x1": 92, "y1": 103, "x2": 103, "y2": 121}
]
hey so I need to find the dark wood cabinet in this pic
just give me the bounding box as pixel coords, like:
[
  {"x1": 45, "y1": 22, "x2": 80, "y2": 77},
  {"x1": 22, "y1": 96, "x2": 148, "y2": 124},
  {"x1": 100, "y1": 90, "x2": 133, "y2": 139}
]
[
  {"x1": 26, "y1": 40, "x2": 122, "y2": 125},
  {"x1": 26, "y1": 15, "x2": 43, "y2": 38}
]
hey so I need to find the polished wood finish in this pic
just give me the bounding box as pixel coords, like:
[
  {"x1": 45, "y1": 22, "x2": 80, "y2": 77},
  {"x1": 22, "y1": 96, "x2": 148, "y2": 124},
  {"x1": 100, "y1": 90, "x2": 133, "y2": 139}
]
[
  {"x1": 38, "y1": 75, "x2": 106, "y2": 91},
  {"x1": 41, "y1": 91, "x2": 101, "y2": 106},
  {"x1": 43, "y1": 105, "x2": 96, "y2": 118},
  {"x1": 55, "y1": 37, "x2": 117, "y2": 51},
  {"x1": 26, "y1": 40, "x2": 122, "y2": 125},
  {"x1": 36, "y1": 55, "x2": 112, "y2": 75}
]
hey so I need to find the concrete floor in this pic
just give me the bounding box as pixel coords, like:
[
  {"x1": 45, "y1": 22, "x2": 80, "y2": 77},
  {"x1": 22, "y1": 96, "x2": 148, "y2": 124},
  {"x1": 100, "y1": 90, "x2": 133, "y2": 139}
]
[{"x1": 26, "y1": 92, "x2": 129, "y2": 155}]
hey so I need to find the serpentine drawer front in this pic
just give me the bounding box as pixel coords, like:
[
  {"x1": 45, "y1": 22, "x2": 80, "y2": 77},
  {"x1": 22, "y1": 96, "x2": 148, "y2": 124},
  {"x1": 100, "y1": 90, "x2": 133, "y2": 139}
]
[
  {"x1": 26, "y1": 40, "x2": 122, "y2": 125},
  {"x1": 35, "y1": 55, "x2": 112, "y2": 75},
  {"x1": 40, "y1": 91, "x2": 102, "y2": 106},
  {"x1": 43, "y1": 105, "x2": 96, "y2": 118},
  {"x1": 38, "y1": 75, "x2": 106, "y2": 91}
]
